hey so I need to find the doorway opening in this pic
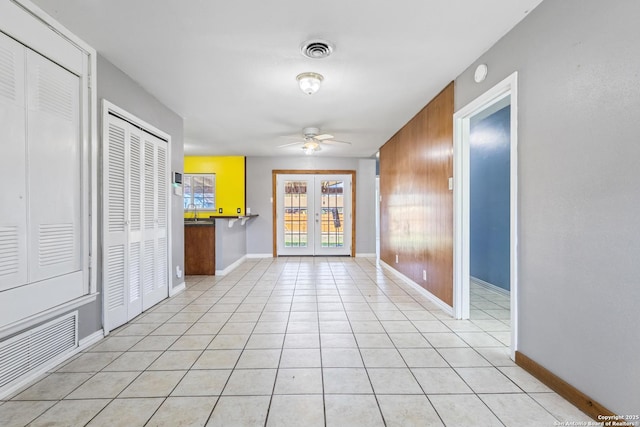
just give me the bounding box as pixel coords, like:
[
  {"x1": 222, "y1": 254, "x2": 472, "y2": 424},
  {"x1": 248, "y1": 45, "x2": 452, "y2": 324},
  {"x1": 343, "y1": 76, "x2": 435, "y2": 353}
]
[
  {"x1": 272, "y1": 170, "x2": 355, "y2": 257},
  {"x1": 453, "y1": 72, "x2": 518, "y2": 358}
]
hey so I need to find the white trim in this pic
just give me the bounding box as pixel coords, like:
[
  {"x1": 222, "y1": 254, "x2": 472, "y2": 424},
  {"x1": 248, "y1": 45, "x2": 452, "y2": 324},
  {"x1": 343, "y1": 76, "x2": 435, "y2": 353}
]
[
  {"x1": 169, "y1": 282, "x2": 186, "y2": 297},
  {"x1": 216, "y1": 255, "x2": 247, "y2": 276},
  {"x1": 0, "y1": 327, "x2": 104, "y2": 401},
  {"x1": 78, "y1": 329, "x2": 105, "y2": 348},
  {"x1": 246, "y1": 253, "x2": 274, "y2": 259},
  {"x1": 0, "y1": 293, "x2": 98, "y2": 339},
  {"x1": 470, "y1": 276, "x2": 510, "y2": 297},
  {"x1": 356, "y1": 253, "x2": 376, "y2": 258},
  {"x1": 88, "y1": 22, "x2": 98, "y2": 298},
  {"x1": 13, "y1": 0, "x2": 96, "y2": 54},
  {"x1": 379, "y1": 260, "x2": 454, "y2": 317},
  {"x1": 453, "y1": 71, "x2": 518, "y2": 359}
]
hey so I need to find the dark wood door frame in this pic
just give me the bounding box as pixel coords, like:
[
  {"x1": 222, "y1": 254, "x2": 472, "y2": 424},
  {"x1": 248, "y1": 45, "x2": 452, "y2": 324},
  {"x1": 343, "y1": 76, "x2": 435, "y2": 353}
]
[{"x1": 272, "y1": 170, "x2": 356, "y2": 257}]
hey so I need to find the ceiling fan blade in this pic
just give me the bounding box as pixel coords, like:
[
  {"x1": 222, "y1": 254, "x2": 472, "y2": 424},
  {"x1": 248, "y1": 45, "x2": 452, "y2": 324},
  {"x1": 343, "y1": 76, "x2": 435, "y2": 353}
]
[
  {"x1": 315, "y1": 134, "x2": 334, "y2": 141},
  {"x1": 277, "y1": 141, "x2": 304, "y2": 148},
  {"x1": 322, "y1": 139, "x2": 352, "y2": 145}
]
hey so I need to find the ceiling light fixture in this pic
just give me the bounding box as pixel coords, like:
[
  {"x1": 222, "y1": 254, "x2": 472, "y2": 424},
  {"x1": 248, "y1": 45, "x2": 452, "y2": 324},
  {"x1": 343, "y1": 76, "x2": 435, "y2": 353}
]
[
  {"x1": 302, "y1": 141, "x2": 321, "y2": 155},
  {"x1": 297, "y1": 72, "x2": 324, "y2": 95}
]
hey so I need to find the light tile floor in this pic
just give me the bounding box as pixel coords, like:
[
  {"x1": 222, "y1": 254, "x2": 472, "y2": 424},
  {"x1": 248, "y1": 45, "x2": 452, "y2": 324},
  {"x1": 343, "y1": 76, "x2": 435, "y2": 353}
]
[{"x1": 0, "y1": 257, "x2": 593, "y2": 426}]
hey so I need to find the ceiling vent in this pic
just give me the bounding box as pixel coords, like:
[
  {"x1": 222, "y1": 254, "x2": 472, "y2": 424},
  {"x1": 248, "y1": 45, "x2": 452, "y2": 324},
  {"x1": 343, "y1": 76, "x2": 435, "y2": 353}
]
[{"x1": 301, "y1": 40, "x2": 334, "y2": 59}]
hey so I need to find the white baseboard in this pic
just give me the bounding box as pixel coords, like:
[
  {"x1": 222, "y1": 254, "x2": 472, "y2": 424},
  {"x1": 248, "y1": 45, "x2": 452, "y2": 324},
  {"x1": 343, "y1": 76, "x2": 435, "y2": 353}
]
[
  {"x1": 356, "y1": 253, "x2": 376, "y2": 257},
  {"x1": 216, "y1": 255, "x2": 247, "y2": 276},
  {"x1": 78, "y1": 329, "x2": 105, "y2": 349},
  {"x1": 470, "y1": 276, "x2": 510, "y2": 297},
  {"x1": 379, "y1": 260, "x2": 454, "y2": 317},
  {"x1": 0, "y1": 328, "x2": 105, "y2": 400},
  {"x1": 169, "y1": 281, "x2": 186, "y2": 297},
  {"x1": 246, "y1": 253, "x2": 274, "y2": 259}
]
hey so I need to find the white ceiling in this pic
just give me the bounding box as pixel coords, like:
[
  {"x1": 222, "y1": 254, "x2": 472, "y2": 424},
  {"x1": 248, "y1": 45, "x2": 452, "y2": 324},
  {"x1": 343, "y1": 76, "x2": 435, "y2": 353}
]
[{"x1": 31, "y1": 0, "x2": 543, "y2": 157}]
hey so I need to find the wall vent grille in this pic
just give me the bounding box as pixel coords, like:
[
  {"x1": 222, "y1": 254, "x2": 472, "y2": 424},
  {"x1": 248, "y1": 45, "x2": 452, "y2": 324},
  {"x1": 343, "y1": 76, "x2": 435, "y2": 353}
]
[
  {"x1": 0, "y1": 226, "x2": 19, "y2": 277},
  {"x1": 0, "y1": 312, "x2": 77, "y2": 391},
  {"x1": 0, "y1": 44, "x2": 16, "y2": 101},
  {"x1": 36, "y1": 63, "x2": 74, "y2": 121},
  {"x1": 38, "y1": 223, "x2": 74, "y2": 267}
]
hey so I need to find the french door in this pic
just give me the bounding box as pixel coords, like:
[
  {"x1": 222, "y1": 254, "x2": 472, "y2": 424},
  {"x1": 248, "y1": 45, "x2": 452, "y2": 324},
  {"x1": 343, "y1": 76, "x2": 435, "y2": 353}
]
[{"x1": 276, "y1": 174, "x2": 352, "y2": 256}]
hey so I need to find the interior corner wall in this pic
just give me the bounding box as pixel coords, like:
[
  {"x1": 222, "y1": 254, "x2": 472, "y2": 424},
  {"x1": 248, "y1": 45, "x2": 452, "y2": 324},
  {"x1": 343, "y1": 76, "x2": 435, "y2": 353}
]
[
  {"x1": 379, "y1": 83, "x2": 454, "y2": 306},
  {"x1": 95, "y1": 55, "x2": 185, "y2": 334},
  {"x1": 455, "y1": 0, "x2": 640, "y2": 413},
  {"x1": 245, "y1": 156, "x2": 376, "y2": 256}
]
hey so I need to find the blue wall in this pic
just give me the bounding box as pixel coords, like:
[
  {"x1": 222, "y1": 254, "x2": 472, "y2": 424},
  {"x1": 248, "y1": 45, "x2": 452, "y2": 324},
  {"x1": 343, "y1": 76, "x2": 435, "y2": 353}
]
[{"x1": 470, "y1": 105, "x2": 510, "y2": 291}]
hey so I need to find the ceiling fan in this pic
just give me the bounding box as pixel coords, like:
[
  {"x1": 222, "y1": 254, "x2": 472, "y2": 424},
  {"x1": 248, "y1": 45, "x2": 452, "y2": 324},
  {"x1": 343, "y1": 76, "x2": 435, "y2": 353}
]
[{"x1": 278, "y1": 127, "x2": 352, "y2": 155}]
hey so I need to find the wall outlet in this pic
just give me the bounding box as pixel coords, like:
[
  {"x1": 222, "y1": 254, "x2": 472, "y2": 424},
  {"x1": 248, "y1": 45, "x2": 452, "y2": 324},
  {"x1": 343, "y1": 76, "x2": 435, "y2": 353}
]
[
  {"x1": 423, "y1": 269, "x2": 427, "y2": 281},
  {"x1": 176, "y1": 265, "x2": 182, "y2": 279},
  {"x1": 395, "y1": 254, "x2": 399, "y2": 264},
  {"x1": 237, "y1": 208, "x2": 241, "y2": 214},
  {"x1": 218, "y1": 208, "x2": 223, "y2": 214}
]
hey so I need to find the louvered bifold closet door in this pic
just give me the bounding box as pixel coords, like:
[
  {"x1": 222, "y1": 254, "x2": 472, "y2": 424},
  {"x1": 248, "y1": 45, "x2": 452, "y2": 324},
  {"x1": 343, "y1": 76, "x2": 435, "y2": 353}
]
[
  {"x1": 0, "y1": 33, "x2": 28, "y2": 292},
  {"x1": 127, "y1": 128, "x2": 144, "y2": 320},
  {"x1": 103, "y1": 115, "x2": 129, "y2": 331},
  {"x1": 155, "y1": 141, "x2": 168, "y2": 301},
  {"x1": 26, "y1": 50, "x2": 81, "y2": 285},
  {"x1": 141, "y1": 134, "x2": 168, "y2": 310}
]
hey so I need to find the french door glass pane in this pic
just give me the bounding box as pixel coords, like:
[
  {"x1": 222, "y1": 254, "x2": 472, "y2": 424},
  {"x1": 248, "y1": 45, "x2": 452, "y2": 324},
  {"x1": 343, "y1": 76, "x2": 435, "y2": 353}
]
[
  {"x1": 284, "y1": 180, "x2": 308, "y2": 248},
  {"x1": 320, "y1": 180, "x2": 344, "y2": 248}
]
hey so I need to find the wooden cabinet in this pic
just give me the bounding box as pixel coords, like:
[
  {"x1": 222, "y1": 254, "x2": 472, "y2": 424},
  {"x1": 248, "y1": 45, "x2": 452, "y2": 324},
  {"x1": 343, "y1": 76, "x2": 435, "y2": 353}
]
[{"x1": 184, "y1": 223, "x2": 215, "y2": 275}]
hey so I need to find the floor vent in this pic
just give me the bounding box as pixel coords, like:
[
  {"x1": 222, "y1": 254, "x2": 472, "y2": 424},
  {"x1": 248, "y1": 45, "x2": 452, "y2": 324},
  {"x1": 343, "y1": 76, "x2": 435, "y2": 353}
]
[{"x1": 0, "y1": 312, "x2": 78, "y2": 391}]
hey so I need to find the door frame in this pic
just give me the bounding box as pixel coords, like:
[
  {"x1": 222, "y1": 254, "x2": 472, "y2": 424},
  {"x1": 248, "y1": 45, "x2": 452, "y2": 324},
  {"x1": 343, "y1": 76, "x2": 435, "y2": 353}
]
[
  {"x1": 272, "y1": 170, "x2": 356, "y2": 257},
  {"x1": 452, "y1": 72, "x2": 518, "y2": 357}
]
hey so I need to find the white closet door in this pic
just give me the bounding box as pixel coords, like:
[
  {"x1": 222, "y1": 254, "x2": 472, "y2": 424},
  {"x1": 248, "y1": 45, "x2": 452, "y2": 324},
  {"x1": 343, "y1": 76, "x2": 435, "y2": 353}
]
[
  {"x1": 154, "y1": 142, "x2": 169, "y2": 302},
  {"x1": 102, "y1": 109, "x2": 169, "y2": 330},
  {"x1": 127, "y1": 129, "x2": 144, "y2": 319},
  {"x1": 0, "y1": 33, "x2": 27, "y2": 291},
  {"x1": 103, "y1": 116, "x2": 129, "y2": 331},
  {"x1": 26, "y1": 49, "x2": 81, "y2": 283},
  {"x1": 142, "y1": 134, "x2": 168, "y2": 310}
]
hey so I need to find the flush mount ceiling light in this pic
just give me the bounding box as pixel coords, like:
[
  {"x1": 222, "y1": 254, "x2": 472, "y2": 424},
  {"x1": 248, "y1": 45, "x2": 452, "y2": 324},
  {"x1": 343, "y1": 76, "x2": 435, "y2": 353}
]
[{"x1": 297, "y1": 72, "x2": 324, "y2": 95}]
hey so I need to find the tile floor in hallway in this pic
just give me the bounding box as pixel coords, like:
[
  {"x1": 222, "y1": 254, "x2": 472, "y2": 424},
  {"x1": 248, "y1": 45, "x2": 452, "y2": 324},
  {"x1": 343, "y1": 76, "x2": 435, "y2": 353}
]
[{"x1": 0, "y1": 257, "x2": 592, "y2": 426}]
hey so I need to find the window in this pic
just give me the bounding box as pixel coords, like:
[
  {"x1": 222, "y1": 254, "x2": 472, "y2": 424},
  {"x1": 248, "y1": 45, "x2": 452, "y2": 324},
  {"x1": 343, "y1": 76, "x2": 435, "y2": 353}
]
[{"x1": 183, "y1": 174, "x2": 216, "y2": 210}]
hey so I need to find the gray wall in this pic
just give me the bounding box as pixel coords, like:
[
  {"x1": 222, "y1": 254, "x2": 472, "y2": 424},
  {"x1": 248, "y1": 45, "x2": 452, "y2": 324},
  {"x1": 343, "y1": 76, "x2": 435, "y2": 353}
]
[
  {"x1": 455, "y1": 0, "x2": 640, "y2": 413},
  {"x1": 245, "y1": 156, "x2": 376, "y2": 256},
  {"x1": 215, "y1": 219, "x2": 247, "y2": 271},
  {"x1": 81, "y1": 55, "x2": 184, "y2": 338}
]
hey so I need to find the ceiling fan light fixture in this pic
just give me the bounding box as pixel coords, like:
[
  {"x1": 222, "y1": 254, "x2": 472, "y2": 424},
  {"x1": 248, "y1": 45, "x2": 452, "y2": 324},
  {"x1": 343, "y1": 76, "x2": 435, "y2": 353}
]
[
  {"x1": 297, "y1": 72, "x2": 324, "y2": 95},
  {"x1": 302, "y1": 141, "x2": 321, "y2": 155}
]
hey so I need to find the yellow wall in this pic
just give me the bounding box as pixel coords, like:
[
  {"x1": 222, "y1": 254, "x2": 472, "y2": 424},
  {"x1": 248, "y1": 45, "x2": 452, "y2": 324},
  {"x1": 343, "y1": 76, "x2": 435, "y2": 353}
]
[{"x1": 184, "y1": 156, "x2": 245, "y2": 218}]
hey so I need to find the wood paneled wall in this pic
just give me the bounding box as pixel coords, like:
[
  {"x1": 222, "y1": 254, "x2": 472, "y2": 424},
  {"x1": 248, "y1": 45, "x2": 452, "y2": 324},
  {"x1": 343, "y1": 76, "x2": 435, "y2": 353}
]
[{"x1": 380, "y1": 82, "x2": 454, "y2": 306}]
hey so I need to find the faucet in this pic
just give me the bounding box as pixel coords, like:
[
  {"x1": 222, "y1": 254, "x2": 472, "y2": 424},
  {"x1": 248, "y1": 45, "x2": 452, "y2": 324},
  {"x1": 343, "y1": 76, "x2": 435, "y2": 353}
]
[{"x1": 188, "y1": 203, "x2": 199, "y2": 221}]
